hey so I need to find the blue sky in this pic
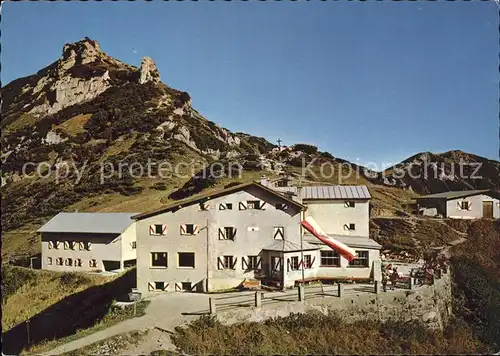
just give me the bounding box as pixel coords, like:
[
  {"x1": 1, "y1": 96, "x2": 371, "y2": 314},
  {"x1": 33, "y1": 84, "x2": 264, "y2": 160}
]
[{"x1": 2, "y1": 1, "x2": 498, "y2": 166}]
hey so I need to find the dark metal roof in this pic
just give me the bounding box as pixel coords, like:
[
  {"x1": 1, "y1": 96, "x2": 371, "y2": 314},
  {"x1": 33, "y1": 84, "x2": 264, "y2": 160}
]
[
  {"x1": 132, "y1": 182, "x2": 305, "y2": 221},
  {"x1": 37, "y1": 212, "x2": 137, "y2": 234},
  {"x1": 261, "y1": 240, "x2": 320, "y2": 252},
  {"x1": 301, "y1": 185, "x2": 371, "y2": 200},
  {"x1": 416, "y1": 189, "x2": 497, "y2": 201}
]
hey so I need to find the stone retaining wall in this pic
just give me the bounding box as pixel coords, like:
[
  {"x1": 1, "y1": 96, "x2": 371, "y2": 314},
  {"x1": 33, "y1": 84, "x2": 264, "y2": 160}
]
[{"x1": 217, "y1": 270, "x2": 452, "y2": 330}]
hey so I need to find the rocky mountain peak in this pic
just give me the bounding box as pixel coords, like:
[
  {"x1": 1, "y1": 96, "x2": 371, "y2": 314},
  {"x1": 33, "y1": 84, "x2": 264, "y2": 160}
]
[
  {"x1": 139, "y1": 56, "x2": 161, "y2": 84},
  {"x1": 59, "y1": 37, "x2": 104, "y2": 73}
]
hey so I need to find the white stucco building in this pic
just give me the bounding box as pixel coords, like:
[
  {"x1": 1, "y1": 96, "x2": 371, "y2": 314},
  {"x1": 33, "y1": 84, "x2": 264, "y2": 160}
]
[
  {"x1": 416, "y1": 190, "x2": 500, "y2": 219},
  {"x1": 38, "y1": 212, "x2": 137, "y2": 272}
]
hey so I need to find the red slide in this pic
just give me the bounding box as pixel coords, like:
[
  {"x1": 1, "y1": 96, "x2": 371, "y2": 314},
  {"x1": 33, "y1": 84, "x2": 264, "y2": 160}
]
[{"x1": 301, "y1": 216, "x2": 357, "y2": 262}]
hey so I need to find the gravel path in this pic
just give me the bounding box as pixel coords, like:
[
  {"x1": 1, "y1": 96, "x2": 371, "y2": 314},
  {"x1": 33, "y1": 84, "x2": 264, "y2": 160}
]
[{"x1": 41, "y1": 293, "x2": 209, "y2": 355}]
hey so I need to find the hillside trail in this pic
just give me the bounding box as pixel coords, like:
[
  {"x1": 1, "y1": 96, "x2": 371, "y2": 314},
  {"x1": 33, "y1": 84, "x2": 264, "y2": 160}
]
[{"x1": 41, "y1": 293, "x2": 209, "y2": 356}]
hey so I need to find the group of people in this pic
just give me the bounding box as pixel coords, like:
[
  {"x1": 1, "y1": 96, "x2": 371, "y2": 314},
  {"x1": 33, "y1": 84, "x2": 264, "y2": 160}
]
[{"x1": 381, "y1": 265, "x2": 400, "y2": 292}]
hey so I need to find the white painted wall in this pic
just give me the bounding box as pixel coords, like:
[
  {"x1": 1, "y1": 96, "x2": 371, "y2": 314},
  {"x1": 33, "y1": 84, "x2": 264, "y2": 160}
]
[
  {"x1": 41, "y1": 232, "x2": 122, "y2": 272},
  {"x1": 447, "y1": 194, "x2": 500, "y2": 219},
  {"x1": 136, "y1": 186, "x2": 304, "y2": 294},
  {"x1": 120, "y1": 223, "x2": 137, "y2": 262},
  {"x1": 303, "y1": 199, "x2": 370, "y2": 237}
]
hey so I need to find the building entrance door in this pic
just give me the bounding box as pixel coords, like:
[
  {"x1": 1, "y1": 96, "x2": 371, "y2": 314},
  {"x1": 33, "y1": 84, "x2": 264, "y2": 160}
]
[{"x1": 483, "y1": 201, "x2": 494, "y2": 218}]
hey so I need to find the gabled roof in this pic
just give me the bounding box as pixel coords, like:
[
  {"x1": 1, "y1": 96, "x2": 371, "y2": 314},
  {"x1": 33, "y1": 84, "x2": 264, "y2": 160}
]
[
  {"x1": 416, "y1": 189, "x2": 499, "y2": 201},
  {"x1": 262, "y1": 240, "x2": 320, "y2": 252},
  {"x1": 132, "y1": 182, "x2": 305, "y2": 221},
  {"x1": 37, "y1": 212, "x2": 137, "y2": 234},
  {"x1": 301, "y1": 185, "x2": 371, "y2": 200}
]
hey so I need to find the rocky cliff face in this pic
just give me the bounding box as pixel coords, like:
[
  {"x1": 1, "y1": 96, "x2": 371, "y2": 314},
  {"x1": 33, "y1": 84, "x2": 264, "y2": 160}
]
[
  {"x1": 0, "y1": 37, "x2": 278, "y2": 230},
  {"x1": 139, "y1": 57, "x2": 161, "y2": 84}
]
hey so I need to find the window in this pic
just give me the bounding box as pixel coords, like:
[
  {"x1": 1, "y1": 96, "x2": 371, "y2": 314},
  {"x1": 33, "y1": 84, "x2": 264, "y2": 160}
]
[
  {"x1": 277, "y1": 180, "x2": 289, "y2": 187},
  {"x1": 349, "y1": 251, "x2": 369, "y2": 267},
  {"x1": 47, "y1": 257, "x2": 53, "y2": 265},
  {"x1": 131, "y1": 241, "x2": 137, "y2": 249},
  {"x1": 151, "y1": 252, "x2": 168, "y2": 268},
  {"x1": 84, "y1": 241, "x2": 92, "y2": 251},
  {"x1": 275, "y1": 203, "x2": 288, "y2": 210},
  {"x1": 304, "y1": 255, "x2": 312, "y2": 269},
  {"x1": 219, "y1": 203, "x2": 233, "y2": 210},
  {"x1": 289, "y1": 256, "x2": 299, "y2": 271},
  {"x1": 181, "y1": 282, "x2": 192, "y2": 291},
  {"x1": 64, "y1": 241, "x2": 70, "y2": 250},
  {"x1": 78, "y1": 242, "x2": 85, "y2": 250},
  {"x1": 246, "y1": 256, "x2": 260, "y2": 270},
  {"x1": 460, "y1": 201, "x2": 470, "y2": 210},
  {"x1": 247, "y1": 200, "x2": 261, "y2": 210},
  {"x1": 320, "y1": 251, "x2": 341, "y2": 267},
  {"x1": 89, "y1": 259, "x2": 97, "y2": 268},
  {"x1": 344, "y1": 201, "x2": 355, "y2": 208},
  {"x1": 223, "y1": 255, "x2": 234, "y2": 269},
  {"x1": 53, "y1": 241, "x2": 60, "y2": 250},
  {"x1": 68, "y1": 241, "x2": 75, "y2": 250},
  {"x1": 219, "y1": 227, "x2": 236, "y2": 240},
  {"x1": 65, "y1": 258, "x2": 73, "y2": 266},
  {"x1": 199, "y1": 202, "x2": 210, "y2": 211},
  {"x1": 178, "y1": 252, "x2": 195, "y2": 268},
  {"x1": 271, "y1": 256, "x2": 282, "y2": 271},
  {"x1": 76, "y1": 258, "x2": 82, "y2": 267},
  {"x1": 344, "y1": 223, "x2": 356, "y2": 231},
  {"x1": 155, "y1": 282, "x2": 165, "y2": 291},
  {"x1": 48, "y1": 241, "x2": 54, "y2": 249},
  {"x1": 149, "y1": 224, "x2": 167, "y2": 236},
  {"x1": 273, "y1": 226, "x2": 284, "y2": 240},
  {"x1": 180, "y1": 224, "x2": 197, "y2": 235},
  {"x1": 56, "y1": 257, "x2": 63, "y2": 266}
]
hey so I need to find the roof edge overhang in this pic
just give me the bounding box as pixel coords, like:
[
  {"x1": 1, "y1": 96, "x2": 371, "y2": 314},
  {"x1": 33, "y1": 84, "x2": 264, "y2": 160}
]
[{"x1": 132, "y1": 182, "x2": 305, "y2": 221}]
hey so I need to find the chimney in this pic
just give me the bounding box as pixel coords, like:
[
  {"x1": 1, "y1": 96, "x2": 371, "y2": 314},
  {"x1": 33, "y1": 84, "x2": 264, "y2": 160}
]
[{"x1": 260, "y1": 176, "x2": 269, "y2": 187}]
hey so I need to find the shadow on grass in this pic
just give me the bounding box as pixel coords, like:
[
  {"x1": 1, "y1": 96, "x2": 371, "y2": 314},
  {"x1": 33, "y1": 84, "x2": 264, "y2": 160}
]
[{"x1": 2, "y1": 268, "x2": 137, "y2": 355}]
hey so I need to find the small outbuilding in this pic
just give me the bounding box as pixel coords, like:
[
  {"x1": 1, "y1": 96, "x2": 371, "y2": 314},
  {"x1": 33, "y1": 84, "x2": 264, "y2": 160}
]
[{"x1": 416, "y1": 190, "x2": 500, "y2": 219}]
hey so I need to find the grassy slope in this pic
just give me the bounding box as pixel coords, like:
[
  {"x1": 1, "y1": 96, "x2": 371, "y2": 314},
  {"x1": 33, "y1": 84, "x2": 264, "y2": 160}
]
[
  {"x1": 2, "y1": 266, "x2": 112, "y2": 331},
  {"x1": 1, "y1": 267, "x2": 139, "y2": 354},
  {"x1": 450, "y1": 220, "x2": 500, "y2": 349},
  {"x1": 171, "y1": 314, "x2": 490, "y2": 355}
]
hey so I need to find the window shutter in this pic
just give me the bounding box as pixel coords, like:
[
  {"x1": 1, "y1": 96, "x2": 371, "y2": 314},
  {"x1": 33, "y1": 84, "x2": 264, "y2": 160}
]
[
  {"x1": 239, "y1": 201, "x2": 247, "y2": 210},
  {"x1": 87, "y1": 242, "x2": 92, "y2": 251},
  {"x1": 286, "y1": 258, "x2": 291, "y2": 272},
  {"x1": 162, "y1": 225, "x2": 167, "y2": 235},
  {"x1": 231, "y1": 257, "x2": 238, "y2": 270},
  {"x1": 175, "y1": 282, "x2": 182, "y2": 291},
  {"x1": 467, "y1": 202, "x2": 472, "y2": 211},
  {"x1": 457, "y1": 201, "x2": 462, "y2": 211},
  {"x1": 219, "y1": 203, "x2": 226, "y2": 210},
  {"x1": 218, "y1": 228, "x2": 225, "y2": 240},
  {"x1": 48, "y1": 241, "x2": 53, "y2": 249},
  {"x1": 217, "y1": 257, "x2": 224, "y2": 270},
  {"x1": 310, "y1": 256, "x2": 316, "y2": 267},
  {"x1": 180, "y1": 224, "x2": 187, "y2": 235},
  {"x1": 78, "y1": 242, "x2": 84, "y2": 250},
  {"x1": 273, "y1": 227, "x2": 284, "y2": 240},
  {"x1": 148, "y1": 282, "x2": 155, "y2": 291},
  {"x1": 242, "y1": 256, "x2": 248, "y2": 270},
  {"x1": 149, "y1": 225, "x2": 156, "y2": 235},
  {"x1": 231, "y1": 228, "x2": 237, "y2": 240},
  {"x1": 64, "y1": 241, "x2": 69, "y2": 250},
  {"x1": 256, "y1": 257, "x2": 262, "y2": 270},
  {"x1": 193, "y1": 224, "x2": 199, "y2": 235},
  {"x1": 259, "y1": 201, "x2": 267, "y2": 210}
]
